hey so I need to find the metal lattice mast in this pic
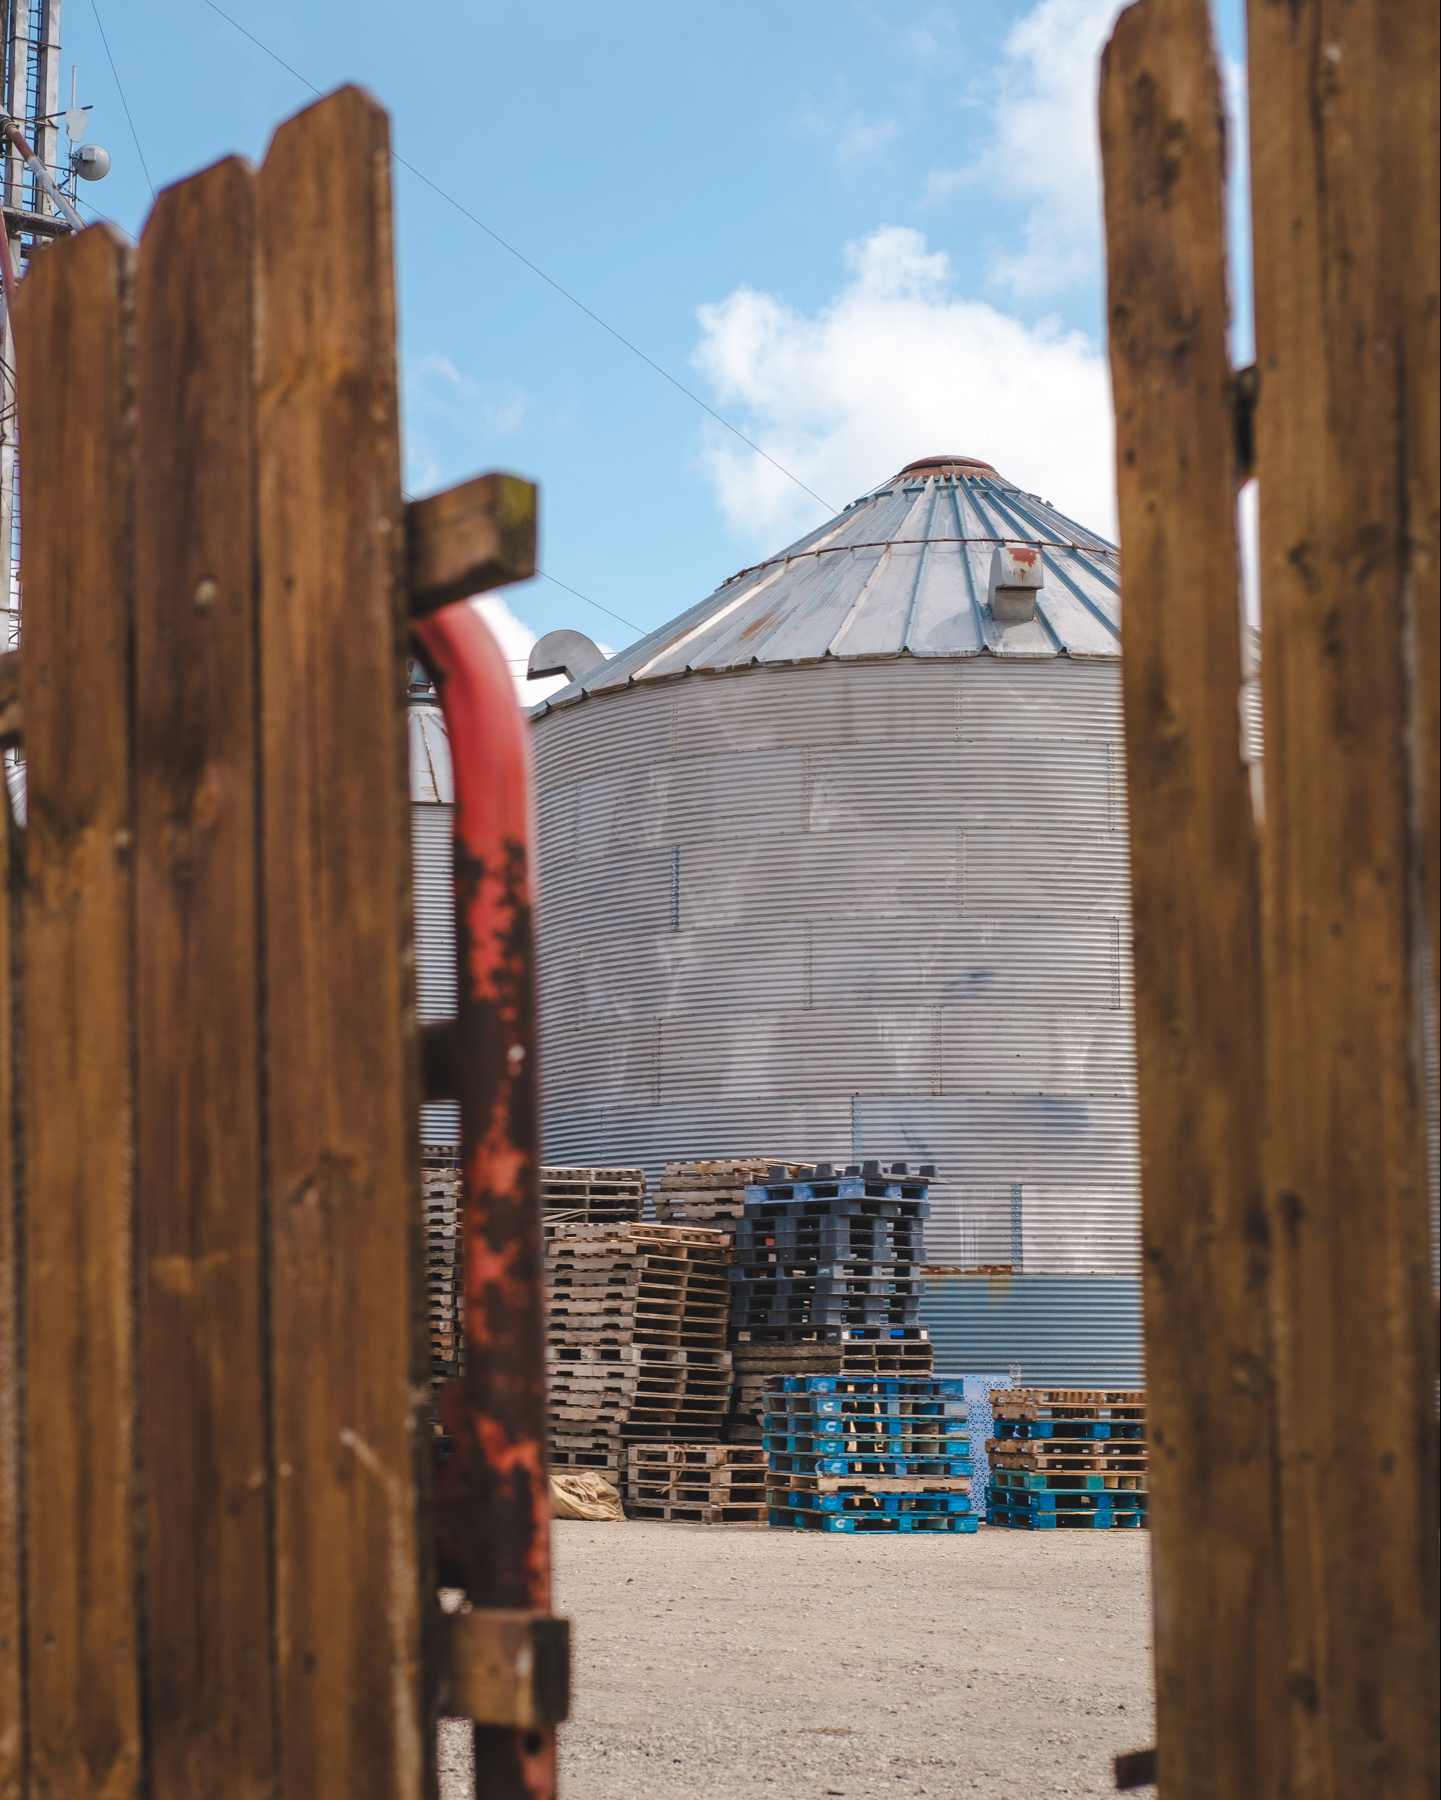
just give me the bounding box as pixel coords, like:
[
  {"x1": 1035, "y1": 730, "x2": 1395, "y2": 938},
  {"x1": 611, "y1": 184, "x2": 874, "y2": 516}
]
[{"x1": 1, "y1": 0, "x2": 73, "y2": 652}]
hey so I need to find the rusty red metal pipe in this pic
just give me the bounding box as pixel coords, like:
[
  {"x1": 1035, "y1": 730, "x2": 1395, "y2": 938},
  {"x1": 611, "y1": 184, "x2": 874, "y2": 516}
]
[{"x1": 412, "y1": 605, "x2": 555, "y2": 1800}]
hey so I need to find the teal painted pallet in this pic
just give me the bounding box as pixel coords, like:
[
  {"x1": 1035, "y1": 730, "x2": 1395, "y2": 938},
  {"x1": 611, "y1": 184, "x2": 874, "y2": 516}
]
[
  {"x1": 986, "y1": 1505, "x2": 1147, "y2": 1531},
  {"x1": 770, "y1": 1508, "x2": 978, "y2": 1534},
  {"x1": 990, "y1": 1469, "x2": 1148, "y2": 1494}
]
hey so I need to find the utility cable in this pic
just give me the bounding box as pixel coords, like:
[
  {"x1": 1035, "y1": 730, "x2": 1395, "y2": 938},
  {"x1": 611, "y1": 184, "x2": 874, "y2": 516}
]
[
  {"x1": 195, "y1": 0, "x2": 839, "y2": 516},
  {"x1": 398, "y1": 484, "x2": 640, "y2": 635},
  {"x1": 89, "y1": 0, "x2": 156, "y2": 200},
  {"x1": 535, "y1": 570, "x2": 638, "y2": 634}
]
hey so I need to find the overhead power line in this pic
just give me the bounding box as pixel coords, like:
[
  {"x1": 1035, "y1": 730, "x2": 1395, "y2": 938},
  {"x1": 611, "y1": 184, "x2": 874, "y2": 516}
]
[
  {"x1": 195, "y1": 0, "x2": 840, "y2": 517},
  {"x1": 90, "y1": 0, "x2": 156, "y2": 199},
  {"x1": 398, "y1": 485, "x2": 641, "y2": 635}
]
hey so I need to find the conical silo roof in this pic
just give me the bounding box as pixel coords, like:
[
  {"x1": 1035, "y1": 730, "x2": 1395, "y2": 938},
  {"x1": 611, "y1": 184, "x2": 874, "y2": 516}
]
[{"x1": 533, "y1": 454, "x2": 1119, "y2": 715}]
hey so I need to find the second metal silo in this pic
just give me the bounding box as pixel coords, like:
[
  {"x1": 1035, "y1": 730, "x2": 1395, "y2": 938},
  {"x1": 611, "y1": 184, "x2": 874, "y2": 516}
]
[{"x1": 528, "y1": 456, "x2": 1144, "y2": 1383}]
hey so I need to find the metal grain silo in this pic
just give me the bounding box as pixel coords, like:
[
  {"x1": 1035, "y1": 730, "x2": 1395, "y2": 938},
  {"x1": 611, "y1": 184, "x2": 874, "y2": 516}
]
[
  {"x1": 528, "y1": 456, "x2": 1146, "y2": 1383},
  {"x1": 409, "y1": 661, "x2": 460, "y2": 1146}
]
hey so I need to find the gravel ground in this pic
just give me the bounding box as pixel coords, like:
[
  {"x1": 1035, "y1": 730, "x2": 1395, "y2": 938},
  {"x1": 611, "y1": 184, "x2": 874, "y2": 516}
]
[{"x1": 440, "y1": 1518, "x2": 1155, "y2": 1799}]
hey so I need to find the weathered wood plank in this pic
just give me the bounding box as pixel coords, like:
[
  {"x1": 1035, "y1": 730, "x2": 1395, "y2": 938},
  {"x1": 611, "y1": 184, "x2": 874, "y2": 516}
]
[
  {"x1": 440, "y1": 1611, "x2": 569, "y2": 1730},
  {"x1": 405, "y1": 473, "x2": 536, "y2": 615},
  {"x1": 133, "y1": 156, "x2": 276, "y2": 1798},
  {"x1": 1099, "y1": 8, "x2": 1282, "y2": 1797},
  {"x1": 255, "y1": 88, "x2": 429, "y2": 1800},
  {"x1": 0, "y1": 759, "x2": 23, "y2": 1796},
  {"x1": 0, "y1": 652, "x2": 19, "y2": 746},
  {"x1": 1246, "y1": 0, "x2": 1440, "y2": 1791},
  {"x1": 12, "y1": 224, "x2": 142, "y2": 1798}
]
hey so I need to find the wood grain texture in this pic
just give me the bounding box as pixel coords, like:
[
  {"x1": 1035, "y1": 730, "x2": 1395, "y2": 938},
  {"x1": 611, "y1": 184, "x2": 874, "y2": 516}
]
[
  {"x1": 12, "y1": 224, "x2": 142, "y2": 1798},
  {"x1": 1406, "y1": 18, "x2": 1441, "y2": 1037},
  {"x1": 1247, "y1": 1, "x2": 1440, "y2": 1792},
  {"x1": 134, "y1": 156, "x2": 276, "y2": 1799},
  {"x1": 255, "y1": 88, "x2": 430, "y2": 1800},
  {"x1": 405, "y1": 473, "x2": 536, "y2": 615},
  {"x1": 1100, "y1": 7, "x2": 1281, "y2": 1796},
  {"x1": 0, "y1": 768, "x2": 23, "y2": 1798},
  {"x1": 0, "y1": 652, "x2": 19, "y2": 746}
]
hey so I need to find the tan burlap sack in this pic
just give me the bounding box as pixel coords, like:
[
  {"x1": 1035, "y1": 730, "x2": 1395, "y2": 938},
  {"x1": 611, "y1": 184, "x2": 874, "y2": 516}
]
[{"x1": 550, "y1": 1470, "x2": 626, "y2": 1521}]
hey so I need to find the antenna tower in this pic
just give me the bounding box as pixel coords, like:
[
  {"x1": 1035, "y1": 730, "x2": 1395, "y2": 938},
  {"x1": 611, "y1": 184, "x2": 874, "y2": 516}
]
[{"x1": 1, "y1": 0, "x2": 91, "y2": 653}]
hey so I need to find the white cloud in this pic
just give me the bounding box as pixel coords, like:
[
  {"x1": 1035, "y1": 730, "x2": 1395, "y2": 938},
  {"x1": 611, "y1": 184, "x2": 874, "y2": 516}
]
[
  {"x1": 402, "y1": 353, "x2": 533, "y2": 492},
  {"x1": 469, "y1": 594, "x2": 613, "y2": 707},
  {"x1": 793, "y1": 91, "x2": 901, "y2": 168},
  {"x1": 926, "y1": 0, "x2": 1123, "y2": 299},
  {"x1": 692, "y1": 224, "x2": 1115, "y2": 551},
  {"x1": 836, "y1": 115, "x2": 900, "y2": 164}
]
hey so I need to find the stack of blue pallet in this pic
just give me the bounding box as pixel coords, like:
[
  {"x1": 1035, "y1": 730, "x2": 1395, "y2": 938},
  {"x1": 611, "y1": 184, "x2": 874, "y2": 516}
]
[
  {"x1": 985, "y1": 1388, "x2": 1149, "y2": 1529},
  {"x1": 731, "y1": 1160, "x2": 931, "y2": 1346},
  {"x1": 764, "y1": 1374, "x2": 976, "y2": 1533}
]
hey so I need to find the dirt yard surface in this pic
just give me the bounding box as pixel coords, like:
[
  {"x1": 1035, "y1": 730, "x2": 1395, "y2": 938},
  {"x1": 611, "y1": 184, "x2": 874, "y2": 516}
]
[{"x1": 439, "y1": 1518, "x2": 1155, "y2": 1798}]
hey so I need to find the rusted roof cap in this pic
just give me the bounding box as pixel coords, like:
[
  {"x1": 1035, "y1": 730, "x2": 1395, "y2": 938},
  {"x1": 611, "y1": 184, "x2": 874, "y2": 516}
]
[
  {"x1": 897, "y1": 454, "x2": 998, "y2": 479},
  {"x1": 530, "y1": 459, "x2": 1120, "y2": 716}
]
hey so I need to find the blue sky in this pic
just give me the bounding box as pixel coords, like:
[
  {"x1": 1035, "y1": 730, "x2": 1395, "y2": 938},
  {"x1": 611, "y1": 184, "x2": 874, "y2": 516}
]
[{"x1": 59, "y1": 0, "x2": 1250, "y2": 678}]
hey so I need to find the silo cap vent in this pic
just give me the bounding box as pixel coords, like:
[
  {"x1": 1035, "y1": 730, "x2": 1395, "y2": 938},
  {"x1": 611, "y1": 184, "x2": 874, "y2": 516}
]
[{"x1": 989, "y1": 543, "x2": 1044, "y2": 624}]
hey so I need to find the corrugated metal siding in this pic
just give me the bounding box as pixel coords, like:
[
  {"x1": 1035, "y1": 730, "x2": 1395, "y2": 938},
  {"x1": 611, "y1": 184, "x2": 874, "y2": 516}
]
[
  {"x1": 412, "y1": 800, "x2": 459, "y2": 1143},
  {"x1": 534, "y1": 656, "x2": 1142, "y2": 1365},
  {"x1": 924, "y1": 1274, "x2": 1143, "y2": 1387}
]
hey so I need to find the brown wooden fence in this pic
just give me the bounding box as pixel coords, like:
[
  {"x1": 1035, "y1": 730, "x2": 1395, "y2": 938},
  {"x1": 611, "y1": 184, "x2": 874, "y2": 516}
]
[
  {"x1": 0, "y1": 85, "x2": 557, "y2": 1800},
  {"x1": 1101, "y1": 1, "x2": 1438, "y2": 1794}
]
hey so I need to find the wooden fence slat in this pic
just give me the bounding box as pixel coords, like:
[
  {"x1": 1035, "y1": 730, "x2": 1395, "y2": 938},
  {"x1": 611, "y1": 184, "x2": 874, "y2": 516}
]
[
  {"x1": 134, "y1": 156, "x2": 276, "y2": 1798},
  {"x1": 1246, "y1": 0, "x2": 1441, "y2": 1791},
  {"x1": 1409, "y1": 22, "x2": 1441, "y2": 1032},
  {"x1": 0, "y1": 788, "x2": 22, "y2": 1798},
  {"x1": 12, "y1": 225, "x2": 142, "y2": 1798},
  {"x1": 255, "y1": 88, "x2": 429, "y2": 1800},
  {"x1": 1099, "y1": 7, "x2": 1282, "y2": 1796}
]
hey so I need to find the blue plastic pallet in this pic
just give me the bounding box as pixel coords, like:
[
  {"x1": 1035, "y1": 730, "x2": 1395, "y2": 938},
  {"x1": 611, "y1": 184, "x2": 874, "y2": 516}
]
[
  {"x1": 730, "y1": 1255, "x2": 921, "y2": 1273},
  {"x1": 744, "y1": 1193, "x2": 930, "y2": 1218},
  {"x1": 774, "y1": 1376, "x2": 965, "y2": 1398},
  {"x1": 767, "y1": 1392, "x2": 966, "y2": 1412},
  {"x1": 765, "y1": 1429, "x2": 969, "y2": 1453},
  {"x1": 990, "y1": 1470, "x2": 1147, "y2": 1494},
  {"x1": 735, "y1": 1325, "x2": 929, "y2": 1344},
  {"x1": 992, "y1": 1419, "x2": 1146, "y2": 1442},
  {"x1": 767, "y1": 1452, "x2": 972, "y2": 1477},
  {"x1": 745, "y1": 1176, "x2": 929, "y2": 1203},
  {"x1": 764, "y1": 1411, "x2": 968, "y2": 1435},
  {"x1": 729, "y1": 1273, "x2": 924, "y2": 1295},
  {"x1": 769, "y1": 1489, "x2": 973, "y2": 1516},
  {"x1": 986, "y1": 1505, "x2": 1146, "y2": 1530},
  {"x1": 990, "y1": 1490, "x2": 1146, "y2": 1513},
  {"x1": 734, "y1": 1228, "x2": 925, "y2": 1253},
  {"x1": 738, "y1": 1300, "x2": 922, "y2": 1315},
  {"x1": 770, "y1": 1508, "x2": 977, "y2": 1534}
]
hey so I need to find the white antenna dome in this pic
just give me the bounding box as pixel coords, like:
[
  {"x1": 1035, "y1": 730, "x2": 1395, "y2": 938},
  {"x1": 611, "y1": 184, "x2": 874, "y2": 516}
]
[{"x1": 74, "y1": 142, "x2": 110, "y2": 181}]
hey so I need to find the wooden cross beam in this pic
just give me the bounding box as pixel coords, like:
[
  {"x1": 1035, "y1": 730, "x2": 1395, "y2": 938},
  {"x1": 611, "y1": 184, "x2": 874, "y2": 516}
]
[{"x1": 0, "y1": 471, "x2": 536, "y2": 748}]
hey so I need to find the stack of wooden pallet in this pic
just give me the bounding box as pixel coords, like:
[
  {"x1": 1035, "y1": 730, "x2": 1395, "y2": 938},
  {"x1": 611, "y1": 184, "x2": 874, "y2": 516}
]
[
  {"x1": 725, "y1": 1337, "x2": 935, "y2": 1441},
  {"x1": 541, "y1": 1165, "x2": 646, "y2": 1231},
  {"x1": 624, "y1": 1444, "x2": 767, "y2": 1523},
  {"x1": 545, "y1": 1221, "x2": 734, "y2": 1475},
  {"x1": 422, "y1": 1145, "x2": 463, "y2": 1392},
  {"x1": 764, "y1": 1375, "x2": 974, "y2": 1534},
  {"x1": 652, "y1": 1157, "x2": 782, "y2": 1230},
  {"x1": 985, "y1": 1389, "x2": 1148, "y2": 1529}
]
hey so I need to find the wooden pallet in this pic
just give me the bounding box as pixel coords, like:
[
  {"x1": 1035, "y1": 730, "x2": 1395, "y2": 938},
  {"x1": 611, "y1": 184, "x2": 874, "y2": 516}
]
[{"x1": 545, "y1": 1223, "x2": 735, "y2": 1463}]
